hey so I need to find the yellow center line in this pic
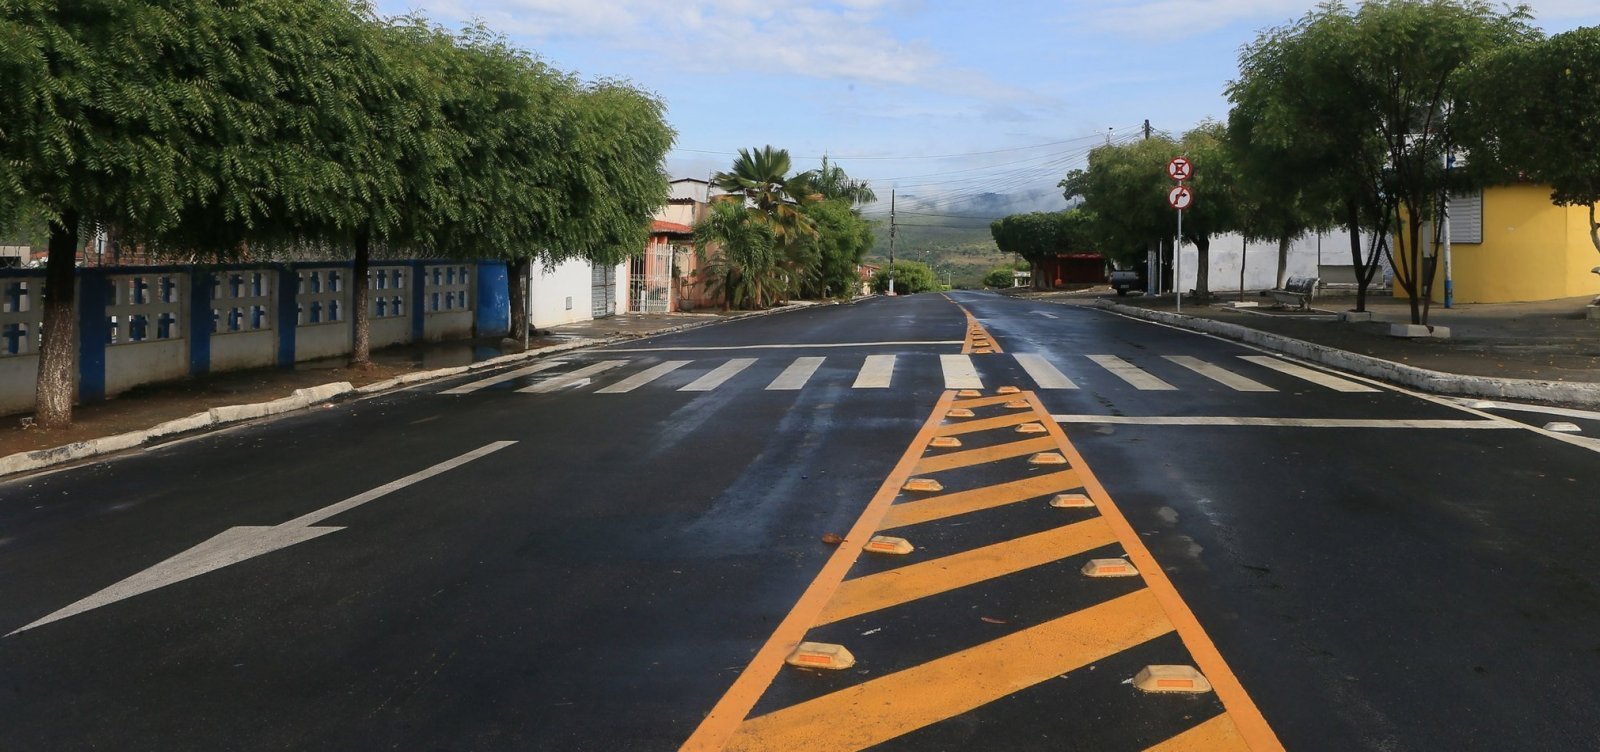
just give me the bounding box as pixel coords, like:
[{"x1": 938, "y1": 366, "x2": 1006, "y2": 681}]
[
  {"x1": 726, "y1": 589, "x2": 1173, "y2": 752},
  {"x1": 1027, "y1": 391, "x2": 1285, "y2": 751},
  {"x1": 932, "y1": 411, "x2": 1038, "y2": 436},
  {"x1": 1144, "y1": 712, "x2": 1251, "y2": 751},
  {"x1": 678, "y1": 391, "x2": 959, "y2": 752},
  {"x1": 956, "y1": 304, "x2": 1004, "y2": 354},
  {"x1": 912, "y1": 436, "x2": 1057, "y2": 474},
  {"x1": 878, "y1": 470, "x2": 1082, "y2": 531},
  {"x1": 815, "y1": 517, "x2": 1118, "y2": 626}
]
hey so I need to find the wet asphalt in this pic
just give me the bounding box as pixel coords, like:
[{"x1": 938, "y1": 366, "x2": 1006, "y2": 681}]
[{"x1": 1, "y1": 290, "x2": 1598, "y2": 751}]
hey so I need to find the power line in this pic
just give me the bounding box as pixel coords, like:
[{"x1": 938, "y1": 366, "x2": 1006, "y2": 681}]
[{"x1": 667, "y1": 129, "x2": 1136, "y2": 162}]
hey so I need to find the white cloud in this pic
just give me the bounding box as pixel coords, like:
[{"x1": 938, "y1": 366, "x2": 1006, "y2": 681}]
[
  {"x1": 392, "y1": 0, "x2": 1020, "y2": 97},
  {"x1": 1069, "y1": 0, "x2": 1600, "y2": 41}
]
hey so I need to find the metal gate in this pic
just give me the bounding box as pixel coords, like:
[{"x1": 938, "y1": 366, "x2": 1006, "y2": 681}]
[
  {"x1": 590, "y1": 262, "x2": 615, "y2": 318},
  {"x1": 632, "y1": 244, "x2": 674, "y2": 314}
]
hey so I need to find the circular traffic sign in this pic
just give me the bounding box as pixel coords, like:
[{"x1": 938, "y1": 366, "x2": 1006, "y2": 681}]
[
  {"x1": 1167, "y1": 156, "x2": 1193, "y2": 181},
  {"x1": 1168, "y1": 185, "x2": 1194, "y2": 210}
]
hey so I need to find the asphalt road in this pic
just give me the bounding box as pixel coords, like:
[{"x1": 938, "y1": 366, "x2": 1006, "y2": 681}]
[{"x1": 2, "y1": 290, "x2": 1598, "y2": 751}]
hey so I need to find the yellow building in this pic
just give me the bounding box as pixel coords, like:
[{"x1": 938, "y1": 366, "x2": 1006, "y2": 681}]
[{"x1": 1395, "y1": 184, "x2": 1600, "y2": 304}]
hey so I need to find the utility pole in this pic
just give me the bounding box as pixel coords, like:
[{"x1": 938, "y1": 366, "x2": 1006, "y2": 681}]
[
  {"x1": 1143, "y1": 119, "x2": 1151, "y2": 140},
  {"x1": 888, "y1": 189, "x2": 896, "y2": 296}
]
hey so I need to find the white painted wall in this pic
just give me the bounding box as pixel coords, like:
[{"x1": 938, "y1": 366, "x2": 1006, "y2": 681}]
[
  {"x1": 527, "y1": 258, "x2": 593, "y2": 328},
  {"x1": 1175, "y1": 229, "x2": 1357, "y2": 292}
]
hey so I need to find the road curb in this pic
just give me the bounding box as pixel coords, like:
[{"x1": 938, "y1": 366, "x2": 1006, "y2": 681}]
[
  {"x1": 1094, "y1": 299, "x2": 1600, "y2": 407},
  {"x1": 0, "y1": 301, "x2": 825, "y2": 480}
]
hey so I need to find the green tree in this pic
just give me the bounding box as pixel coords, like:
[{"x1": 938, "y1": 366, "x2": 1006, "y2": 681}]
[
  {"x1": 983, "y1": 267, "x2": 1015, "y2": 288},
  {"x1": 1458, "y1": 26, "x2": 1600, "y2": 277},
  {"x1": 694, "y1": 200, "x2": 782, "y2": 309},
  {"x1": 872, "y1": 260, "x2": 937, "y2": 294},
  {"x1": 711, "y1": 145, "x2": 817, "y2": 248},
  {"x1": 796, "y1": 198, "x2": 874, "y2": 299},
  {"x1": 1177, "y1": 122, "x2": 1243, "y2": 298},
  {"x1": 1079, "y1": 137, "x2": 1180, "y2": 280},
  {"x1": 1232, "y1": 1, "x2": 1534, "y2": 324},
  {"x1": 791, "y1": 156, "x2": 877, "y2": 207},
  {"x1": 0, "y1": 0, "x2": 264, "y2": 427}
]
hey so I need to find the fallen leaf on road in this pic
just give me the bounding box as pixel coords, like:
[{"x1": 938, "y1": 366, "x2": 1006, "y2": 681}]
[{"x1": 821, "y1": 533, "x2": 843, "y2": 545}]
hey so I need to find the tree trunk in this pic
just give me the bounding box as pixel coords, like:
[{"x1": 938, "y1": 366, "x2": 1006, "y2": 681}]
[
  {"x1": 1588, "y1": 203, "x2": 1599, "y2": 256},
  {"x1": 1346, "y1": 200, "x2": 1367, "y2": 312},
  {"x1": 508, "y1": 256, "x2": 531, "y2": 339},
  {"x1": 1193, "y1": 236, "x2": 1210, "y2": 299},
  {"x1": 350, "y1": 231, "x2": 371, "y2": 367},
  {"x1": 1275, "y1": 235, "x2": 1290, "y2": 290},
  {"x1": 35, "y1": 211, "x2": 81, "y2": 429},
  {"x1": 1238, "y1": 237, "x2": 1247, "y2": 303}
]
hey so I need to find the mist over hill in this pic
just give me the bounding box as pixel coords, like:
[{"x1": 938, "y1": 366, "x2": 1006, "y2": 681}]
[{"x1": 860, "y1": 187, "x2": 1068, "y2": 288}]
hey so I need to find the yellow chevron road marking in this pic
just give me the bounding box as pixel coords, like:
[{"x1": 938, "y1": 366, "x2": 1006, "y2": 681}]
[
  {"x1": 877, "y1": 470, "x2": 1082, "y2": 530},
  {"x1": 912, "y1": 436, "x2": 1057, "y2": 474},
  {"x1": 1144, "y1": 712, "x2": 1250, "y2": 751},
  {"x1": 814, "y1": 517, "x2": 1118, "y2": 626},
  {"x1": 726, "y1": 590, "x2": 1172, "y2": 752}
]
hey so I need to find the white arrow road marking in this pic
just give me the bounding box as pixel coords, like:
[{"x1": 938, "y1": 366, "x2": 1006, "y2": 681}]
[
  {"x1": 7, "y1": 440, "x2": 516, "y2": 636},
  {"x1": 1031, "y1": 311, "x2": 1059, "y2": 319}
]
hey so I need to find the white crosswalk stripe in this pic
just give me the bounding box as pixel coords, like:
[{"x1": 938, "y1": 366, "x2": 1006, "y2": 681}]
[
  {"x1": 517, "y1": 360, "x2": 627, "y2": 393},
  {"x1": 596, "y1": 360, "x2": 691, "y2": 394},
  {"x1": 768, "y1": 357, "x2": 826, "y2": 390},
  {"x1": 681, "y1": 358, "x2": 758, "y2": 392},
  {"x1": 853, "y1": 354, "x2": 896, "y2": 389},
  {"x1": 440, "y1": 360, "x2": 567, "y2": 395},
  {"x1": 1238, "y1": 355, "x2": 1380, "y2": 393},
  {"x1": 1085, "y1": 354, "x2": 1176, "y2": 390},
  {"x1": 1163, "y1": 355, "x2": 1276, "y2": 392},
  {"x1": 443, "y1": 351, "x2": 1388, "y2": 397},
  {"x1": 1013, "y1": 353, "x2": 1078, "y2": 389},
  {"x1": 940, "y1": 354, "x2": 983, "y2": 389}
]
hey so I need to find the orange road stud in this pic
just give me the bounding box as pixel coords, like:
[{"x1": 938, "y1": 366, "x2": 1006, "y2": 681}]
[
  {"x1": 864, "y1": 535, "x2": 914, "y2": 555},
  {"x1": 785, "y1": 642, "x2": 856, "y2": 671},
  {"x1": 997, "y1": 386, "x2": 1021, "y2": 394},
  {"x1": 956, "y1": 389, "x2": 982, "y2": 398},
  {"x1": 903, "y1": 478, "x2": 944, "y2": 493},
  {"x1": 1015, "y1": 422, "x2": 1047, "y2": 434},
  {"x1": 929, "y1": 436, "x2": 963, "y2": 449},
  {"x1": 1131, "y1": 665, "x2": 1213, "y2": 694},
  {"x1": 1028, "y1": 452, "x2": 1068, "y2": 465},
  {"x1": 1082, "y1": 558, "x2": 1139, "y2": 577},
  {"x1": 1004, "y1": 400, "x2": 1030, "y2": 409},
  {"x1": 946, "y1": 408, "x2": 976, "y2": 419},
  {"x1": 1049, "y1": 493, "x2": 1095, "y2": 508}
]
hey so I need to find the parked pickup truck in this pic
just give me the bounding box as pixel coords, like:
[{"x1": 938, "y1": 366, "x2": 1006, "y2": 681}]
[{"x1": 1109, "y1": 269, "x2": 1144, "y2": 296}]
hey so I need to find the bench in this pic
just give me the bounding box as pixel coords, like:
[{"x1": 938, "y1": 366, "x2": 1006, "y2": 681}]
[{"x1": 1268, "y1": 276, "x2": 1319, "y2": 309}]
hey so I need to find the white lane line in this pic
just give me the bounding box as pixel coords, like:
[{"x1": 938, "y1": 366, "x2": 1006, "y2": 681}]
[
  {"x1": 1052, "y1": 415, "x2": 1514, "y2": 429},
  {"x1": 853, "y1": 354, "x2": 896, "y2": 389},
  {"x1": 440, "y1": 360, "x2": 567, "y2": 395},
  {"x1": 767, "y1": 357, "x2": 826, "y2": 391},
  {"x1": 597, "y1": 360, "x2": 691, "y2": 394},
  {"x1": 681, "y1": 358, "x2": 758, "y2": 392},
  {"x1": 1458, "y1": 399, "x2": 1600, "y2": 421},
  {"x1": 1085, "y1": 354, "x2": 1177, "y2": 391},
  {"x1": 940, "y1": 354, "x2": 984, "y2": 389},
  {"x1": 604, "y1": 341, "x2": 962, "y2": 352},
  {"x1": 8, "y1": 441, "x2": 517, "y2": 636},
  {"x1": 517, "y1": 360, "x2": 627, "y2": 393},
  {"x1": 1164, "y1": 355, "x2": 1276, "y2": 392},
  {"x1": 1239, "y1": 355, "x2": 1379, "y2": 393},
  {"x1": 1013, "y1": 353, "x2": 1078, "y2": 389}
]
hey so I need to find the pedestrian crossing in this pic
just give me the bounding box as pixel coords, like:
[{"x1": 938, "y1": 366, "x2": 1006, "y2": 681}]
[{"x1": 440, "y1": 351, "x2": 1383, "y2": 398}]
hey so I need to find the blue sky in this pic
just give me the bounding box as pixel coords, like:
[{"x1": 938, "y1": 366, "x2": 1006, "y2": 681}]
[{"x1": 371, "y1": 1, "x2": 1600, "y2": 217}]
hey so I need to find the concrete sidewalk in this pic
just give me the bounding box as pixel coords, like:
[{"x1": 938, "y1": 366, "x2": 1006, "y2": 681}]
[
  {"x1": 0, "y1": 303, "x2": 823, "y2": 465},
  {"x1": 1017, "y1": 287, "x2": 1600, "y2": 405}
]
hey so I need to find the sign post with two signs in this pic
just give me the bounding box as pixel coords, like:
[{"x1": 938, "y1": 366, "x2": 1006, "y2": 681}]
[{"x1": 1167, "y1": 157, "x2": 1193, "y2": 312}]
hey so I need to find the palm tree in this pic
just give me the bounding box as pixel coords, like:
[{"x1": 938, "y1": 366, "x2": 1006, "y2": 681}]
[
  {"x1": 694, "y1": 200, "x2": 785, "y2": 309},
  {"x1": 711, "y1": 146, "x2": 817, "y2": 247},
  {"x1": 793, "y1": 156, "x2": 877, "y2": 206}
]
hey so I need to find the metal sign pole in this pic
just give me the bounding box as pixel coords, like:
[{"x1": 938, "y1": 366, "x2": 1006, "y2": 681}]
[{"x1": 1176, "y1": 204, "x2": 1183, "y2": 313}]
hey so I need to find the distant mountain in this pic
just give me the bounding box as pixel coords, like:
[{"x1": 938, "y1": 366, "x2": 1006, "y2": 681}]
[{"x1": 860, "y1": 187, "x2": 1068, "y2": 288}]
